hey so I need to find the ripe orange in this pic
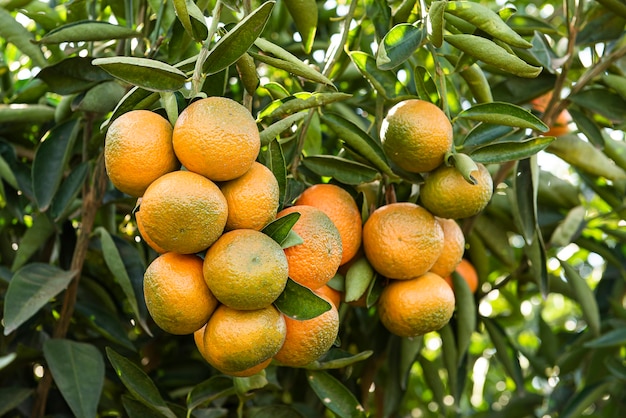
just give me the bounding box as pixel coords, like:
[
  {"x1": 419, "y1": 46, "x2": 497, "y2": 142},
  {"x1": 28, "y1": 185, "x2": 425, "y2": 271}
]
[
  {"x1": 380, "y1": 99, "x2": 453, "y2": 173},
  {"x1": 135, "y1": 210, "x2": 166, "y2": 254},
  {"x1": 139, "y1": 170, "x2": 228, "y2": 254},
  {"x1": 104, "y1": 110, "x2": 180, "y2": 197},
  {"x1": 445, "y1": 258, "x2": 479, "y2": 294},
  {"x1": 273, "y1": 294, "x2": 340, "y2": 367},
  {"x1": 362, "y1": 202, "x2": 444, "y2": 280},
  {"x1": 276, "y1": 205, "x2": 343, "y2": 290},
  {"x1": 194, "y1": 323, "x2": 272, "y2": 377},
  {"x1": 200, "y1": 305, "x2": 286, "y2": 376},
  {"x1": 172, "y1": 97, "x2": 260, "y2": 182},
  {"x1": 429, "y1": 218, "x2": 465, "y2": 278},
  {"x1": 377, "y1": 272, "x2": 455, "y2": 338},
  {"x1": 203, "y1": 229, "x2": 289, "y2": 310},
  {"x1": 294, "y1": 183, "x2": 362, "y2": 265},
  {"x1": 143, "y1": 252, "x2": 218, "y2": 335},
  {"x1": 420, "y1": 162, "x2": 493, "y2": 219},
  {"x1": 531, "y1": 92, "x2": 571, "y2": 137},
  {"x1": 219, "y1": 162, "x2": 279, "y2": 231}
]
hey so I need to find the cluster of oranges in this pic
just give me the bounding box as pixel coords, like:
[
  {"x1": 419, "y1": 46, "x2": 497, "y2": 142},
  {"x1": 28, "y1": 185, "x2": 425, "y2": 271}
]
[
  {"x1": 362, "y1": 99, "x2": 491, "y2": 338},
  {"x1": 104, "y1": 95, "x2": 491, "y2": 376},
  {"x1": 104, "y1": 97, "x2": 346, "y2": 377}
]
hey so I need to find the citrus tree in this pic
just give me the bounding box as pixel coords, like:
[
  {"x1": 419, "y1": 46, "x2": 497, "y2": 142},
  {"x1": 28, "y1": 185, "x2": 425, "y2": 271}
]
[{"x1": 1, "y1": 0, "x2": 626, "y2": 417}]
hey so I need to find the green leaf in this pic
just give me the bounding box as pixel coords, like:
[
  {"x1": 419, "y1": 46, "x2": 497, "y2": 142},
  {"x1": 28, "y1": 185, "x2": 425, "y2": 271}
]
[
  {"x1": 483, "y1": 318, "x2": 524, "y2": 389},
  {"x1": 262, "y1": 212, "x2": 301, "y2": 246},
  {"x1": 250, "y1": 405, "x2": 306, "y2": 418},
  {"x1": 274, "y1": 278, "x2": 331, "y2": 320},
  {"x1": 106, "y1": 348, "x2": 177, "y2": 418},
  {"x1": 36, "y1": 57, "x2": 114, "y2": 95},
  {"x1": 203, "y1": 2, "x2": 274, "y2": 75},
  {"x1": 37, "y1": 20, "x2": 140, "y2": 44},
  {"x1": 103, "y1": 87, "x2": 160, "y2": 129},
  {"x1": 43, "y1": 340, "x2": 104, "y2": 418},
  {"x1": 604, "y1": 357, "x2": 626, "y2": 380},
  {"x1": 602, "y1": 73, "x2": 626, "y2": 99},
  {"x1": 306, "y1": 370, "x2": 367, "y2": 418},
  {"x1": 265, "y1": 139, "x2": 288, "y2": 210},
  {"x1": 376, "y1": 23, "x2": 425, "y2": 70},
  {"x1": 428, "y1": 1, "x2": 446, "y2": 47},
  {"x1": 350, "y1": 51, "x2": 406, "y2": 99},
  {"x1": 95, "y1": 227, "x2": 151, "y2": 336},
  {"x1": 172, "y1": 0, "x2": 207, "y2": 42},
  {"x1": 75, "y1": 301, "x2": 136, "y2": 351},
  {"x1": 418, "y1": 355, "x2": 446, "y2": 409},
  {"x1": 3, "y1": 263, "x2": 76, "y2": 335},
  {"x1": 461, "y1": 123, "x2": 516, "y2": 148},
  {"x1": 10, "y1": 213, "x2": 56, "y2": 272},
  {"x1": 456, "y1": 101, "x2": 548, "y2": 131},
  {"x1": 187, "y1": 375, "x2": 235, "y2": 411},
  {"x1": 439, "y1": 323, "x2": 458, "y2": 398},
  {"x1": 302, "y1": 155, "x2": 381, "y2": 185},
  {"x1": 322, "y1": 113, "x2": 394, "y2": 177},
  {"x1": 283, "y1": 0, "x2": 318, "y2": 53},
  {"x1": 513, "y1": 158, "x2": 538, "y2": 244},
  {"x1": 413, "y1": 65, "x2": 439, "y2": 103},
  {"x1": 0, "y1": 8, "x2": 46, "y2": 68},
  {"x1": 0, "y1": 387, "x2": 32, "y2": 416},
  {"x1": 584, "y1": 328, "x2": 626, "y2": 348},
  {"x1": 73, "y1": 80, "x2": 127, "y2": 113},
  {"x1": 306, "y1": 348, "x2": 373, "y2": 370},
  {"x1": 92, "y1": 57, "x2": 187, "y2": 92},
  {"x1": 260, "y1": 112, "x2": 307, "y2": 146},
  {"x1": 0, "y1": 104, "x2": 55, "y2": 124},
  {"x1": 258, "y1": 92, "x2": 350, "y2": 120},
  {"x1": 569, "y1": 87, "x2": 626, "y2": 123},
  {"x1": 468, "y1": 136, "x2": 555, "y2": 164},
  {"x1": 560, "y1": 379, "x2": 615, "y2": 418},
  {"x1": 445, "y1": 34, "x2": 541, "y2": 78},
  {"x1": 50, "y1": 161, "x2": 89, "y2": 221},
  {"x1": 451, "y1": 272, "x2": 476, "y2": 363},
  {"x1": 32, "y1": 118, "x2": 80, "y2": 211},
  {"x1": 568, "y1": 108, "x2": 604, "y2": 148},
  {"x1": 549, "y1": 206, "x2": 586, "y2": 247},
  {"x1": 559, "y1": 259, "x2": 601, "y2": 337},
  {"x1": 250, "y1": 52, "x2": 334, "y2": 89},
  {"x1": 444, "y1": 1, "x2": 532, "y2": 49}
]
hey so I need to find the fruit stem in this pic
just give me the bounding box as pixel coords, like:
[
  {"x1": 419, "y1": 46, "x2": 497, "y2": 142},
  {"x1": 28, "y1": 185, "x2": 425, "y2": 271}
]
[{"x1": 191, "y1": 0, "x2": 223, "y2": 97}]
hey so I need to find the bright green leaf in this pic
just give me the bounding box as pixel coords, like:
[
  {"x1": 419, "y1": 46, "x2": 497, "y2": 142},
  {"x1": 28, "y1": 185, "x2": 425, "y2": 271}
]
[
  {"x1": 3, "y1": 263, "x2": 76, "y2": 335},
  {"x1": 274, "y1": 279, "x2": 331, "y2": 320},
  {"x1": 456, "y1": 101, "x2": 549, "y2": 131},
  {"x1": 92, "y1": 56, "x2": 187, "y2": 92},
  {"x1": 37, "y1": 20, "x2": 140, "y2": 44},
  {"x1": 376, "y1": 23, "x2": 425, "y2": 70}
]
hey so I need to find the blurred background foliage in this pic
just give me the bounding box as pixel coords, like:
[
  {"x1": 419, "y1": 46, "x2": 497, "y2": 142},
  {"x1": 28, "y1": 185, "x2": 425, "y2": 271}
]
[{"x1": 1, "y1": 0, "x2": 626, "y2": 417}]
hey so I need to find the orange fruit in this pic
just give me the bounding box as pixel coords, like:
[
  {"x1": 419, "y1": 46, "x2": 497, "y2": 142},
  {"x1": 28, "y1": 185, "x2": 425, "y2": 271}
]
[
  {"x1": 315, "y1": 285, "x2": 342, "y2": 309},
  {"x1": 200, "y1": 305, "x2": 286, "y2": 376},
  {"x1": 294, "y1": 183, "x2": 362, "y2": 265},
  {"x1": 194, "y1": 323, "x2": 272, "y2": 377},
  {"x1": 420, "y1": 162, "x2": 493, "y2": 219},
  {"x1": 139, "y1": 170, "x2": 228, "y2": 254},
  {"x1": 104, "y1": 110, "x2": 180, "y2": 197},
  {"x1": 377, "y1": 272, "x2": 455, "y2": 338},
  {"x1": 362, "y1": 202, "x2": 444, "y2": 280},
  {"x1": 220, "y1": 162, "x2": 279, "y2": 231},
  {"x1": 172, "y1": 97, "x2": 260, "y2": 182},
  {"x1": 380, "y1": 99, "x2": 453, "y2": 173},
  {"x1": 531, "y1": 92, "x2": 571, "y2": 137},
  {"x1": 135, "y1": 210, "x2": 166, "y2": 254},
  {"x1": 445, "y1": 258, "x2": 479, "y2": 294},
  {"x1": 276, "y1": 205, "x2": 343, "y2": 290},
  {"x1": 429, "y1": 217, "x2": 465, "y2": 278},
  {"x1": 203, "y1": 229, "x2": 289, "y2": 310},
  {"x1": 273, "y1": 294, "x2": 340, "y2": 367},
  {"x1": 143, "y1": 252, "x2": 218, "y2": 335}
]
